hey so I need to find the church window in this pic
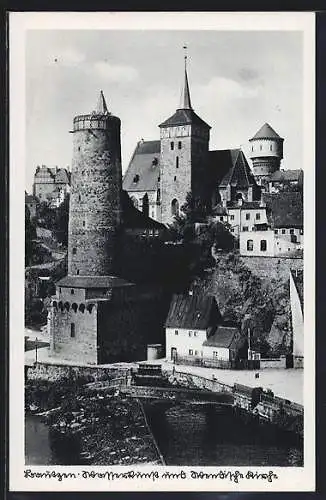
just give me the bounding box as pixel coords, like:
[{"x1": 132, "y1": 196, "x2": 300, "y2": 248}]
[
  {"x1": 178, "y1": 141, "x2": 182, "y2": 149},
  {"x1": 170, "y1": 141, "x2": 174, "y2": 150},
  {"x1": 171, "y1": 199, "x2": 179, "y2": 216},
  {"x1": 260, "y1": 239, "x2": 267, "y2": 251},
  {"x1": 247, "y1": 240, "x2": 254, "y2": 251},
  {"x1": 176, "y1": 156, "x2": 179, "y2": 169},
  {"x1": 246, "y1": 213, "x2": 250, "y2": 220},
  {"x1": 76, "y1": 269, "x2": 80, "y2": 275},
  {"x1": 70, "y1": 323, "x2": 76, "y2": 338},
  {"x1": 174, "y1": 176, "x2": 177, "y2": 181},
  {"x1": 72, "y1": 247, "x2": 77, "y2": 255}
]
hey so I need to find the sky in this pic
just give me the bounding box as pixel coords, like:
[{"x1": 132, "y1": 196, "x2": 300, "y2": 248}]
[{"x1": 25, "y1": 29, "x2": 303, "y2": 192}]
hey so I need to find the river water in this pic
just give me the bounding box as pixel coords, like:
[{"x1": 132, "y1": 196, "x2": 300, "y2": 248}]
[{"x1": 25, "y1": 404, "x2": 303, "y2": 466}]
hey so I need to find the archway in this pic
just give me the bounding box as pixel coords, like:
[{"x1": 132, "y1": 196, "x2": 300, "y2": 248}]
[{"x1": 171, "y1": 198, "x2": 179, "y2": 217}]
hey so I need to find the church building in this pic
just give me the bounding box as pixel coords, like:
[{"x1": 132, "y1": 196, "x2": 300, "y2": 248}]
[{"x1": 123, "y1": 56, "x2": 262, "y2": 225}]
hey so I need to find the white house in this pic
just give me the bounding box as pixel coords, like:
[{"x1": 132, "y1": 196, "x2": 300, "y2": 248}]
[
  {"x1": 203, "y1": 325, "x2": 244, "y2": 361},
  {"x1": 289, "y1": 269, "x2": 304, "y2": 368}
]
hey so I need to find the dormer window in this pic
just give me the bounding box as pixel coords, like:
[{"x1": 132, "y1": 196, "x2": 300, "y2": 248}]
[{"x1": 133, "y1": 174, "x2": 140, "y2": 183}]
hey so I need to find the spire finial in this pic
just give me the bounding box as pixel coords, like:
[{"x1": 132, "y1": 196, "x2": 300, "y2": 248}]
[
  {"x1": 95, "y1": 90, "x2": 109, "y2": 114},
  {"x1": 180, "y1": 44, "x2": 192, "y2": 110}
]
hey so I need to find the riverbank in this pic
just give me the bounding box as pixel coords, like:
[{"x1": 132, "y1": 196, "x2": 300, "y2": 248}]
[{"x1": 25, "y1": 378, "x2": 163, "y2": 466}]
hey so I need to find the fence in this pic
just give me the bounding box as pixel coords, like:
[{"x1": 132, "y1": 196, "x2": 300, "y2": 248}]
[{"x1": 173, "y1": 355, "x2": 260, "y2": 370}]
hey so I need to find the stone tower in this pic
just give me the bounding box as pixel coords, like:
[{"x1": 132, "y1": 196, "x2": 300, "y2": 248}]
[
  {"x1": 68, "y1": 91, "x2": 122, "y2": 276},
  {"x1": 159, "y1": 58, "x2": 211, "y2": 225},
  {"x1": 249, "y1": 123, "x2": 284, "y2": 183}
]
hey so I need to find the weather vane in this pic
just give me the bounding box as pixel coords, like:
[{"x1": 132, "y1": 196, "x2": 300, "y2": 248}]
[{"x1": 183, "y1": 44, "x2": 188, "y2": 69}]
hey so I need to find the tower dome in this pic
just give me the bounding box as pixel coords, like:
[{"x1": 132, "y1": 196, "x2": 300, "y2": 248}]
[
  {"x1": 68, "y1": 91, "x2": 122, "y2": 276},
  {"x1": 249, "y1": 123, "x2": 284, "y2": 182}
]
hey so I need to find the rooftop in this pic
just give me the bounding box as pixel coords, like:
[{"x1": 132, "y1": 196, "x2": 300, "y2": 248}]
[
  {"x1": 249, "y1": 123, "x2": 283, "y2": 141},
  {"x1": 122, "y1": 140, "x2": 160, "y2": 193},
  {"x1": 56, "y1": 275, "x2": 134, "y2": 289},
  {"x1": 270, "y1": 169, "x2": 303, "y2": 184},
  {"x1": 263, "y1": 192, "x2": 303, "y2": 228},
  {"x1": 203, "y1": 325, "x2": 240, "y2": 348},
  {"x1": 218, "y1": 149, "x2": 257, "y2": 189},
  {"x1": 165, "y1": 293, "x2": 220, "y2": 330}
]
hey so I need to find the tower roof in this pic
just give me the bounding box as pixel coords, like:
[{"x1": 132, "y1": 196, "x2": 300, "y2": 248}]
[
  {"x1": 95, "y1": 90, "x2": 109, "y2": 114},
  {"x1": 159, "y1": 50, "x2": 210, "y2": 129},
  {"x1": 250, "y1": 123, "x2": 283, "y2": 141},
  {"x1": 180, "y1": 66, "x2": 192, "y2": 110}
]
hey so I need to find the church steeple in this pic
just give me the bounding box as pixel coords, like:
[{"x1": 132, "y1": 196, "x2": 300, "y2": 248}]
[
  {"x1": 180, "y1": 45, "x2": 192, "y2": 110},
  {"x1": 95, "y1": 90, "x2": 109, "y2": 114}
]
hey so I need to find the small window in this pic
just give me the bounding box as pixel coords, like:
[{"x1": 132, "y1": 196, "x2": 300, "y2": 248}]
[
  {"x1": 300, "y1": 229, "x2": 303, "y2": 235},
  {"x1": 274, "y1": 229, "x2": 278, "y2": 234},
  {"x1": 247, "y1": 239, "x2": 254, "y2": 251},
  {"x1": 290, "y1": 229, "x2": 294, "y2": 235},
  {"x1": 133, "y1": 174, "x2": 140, "y2": 183},
  {"x1": 260, "y1": 239, "x2": 267, "y2": 251},
  {"x1": 174, "y1": 176, "x2": 177, "y2": 181},
  {"x1": 158, "y1": 176, "x2": 160, "y2": 182},
  {"x1": 175, "y1": 330, "x2": 178, "y2": 335},
  {"x1": 246, "y1": 213, "x2": 250, "y2": 220},
  {"x1": 189, "y1": 331, "x2": 192, "y2": 337},
  {"x1": 59, "y1": 287, "x2": 62, "y2": 293},
  {"x1": 282, "y1": 229, "x2": 286, "y2": 234},
  {"x1": 291, "y1": 235, "x2": 297, "y2": 243},
  {"x1": 78, "y1": 194, "x2": 81, "y2": 202},
  {"x1": 170, "y1": 142, "x2": 174, "y2": 150},
  {"x1": 231, "y1": 228, "x2": 234, "y2": 233},
  {"x1": 71, "y1": 289, "x2": 74, "y2": 294},
  {"x1": 260, "y1": 145, "x2": 262, "y2": 151},
  {"x1": 176, "y1": 156, "x2": 179, "y2": 168},
  {"x1": 194, "y1": 331, "x2": 197, "y2": 337},
  {"x1": 230, "y1": 215, "x2": 235, "y2": 221},
  {"x1": 256, "y1": 213, "x2": 261, "y2": 220},
  {"x1": 72, "y1": 247, "x2": 77, "y2": 255},
  {"x1": 178, "y1": 141, "x2": 182, "y2": 149},
  {"x1": 270, "y1": 144, "x2": 273, "y2": 151},
  {"x1": 220, "y1": 216, "x2": 224, "y2": 221},
  {"x1": 189, "y1": 349, "x2": 193, "y2": 356},
  {"x1": 70, "y1": 323, "x2": 76, "y2": 338},
  {"x1": 76, "y1": 269, "x2": 79, "y2": 275},
  {"x1": 195, "y1": 350, "x2": 198, "y2": 356},
  {"x1": 83, "y1": 221, "x2": 85, "y2": 227},
  {"x1": 243, "y1": 226, "x2": 249, "y2": 232},
  {"x1": 251, "y1": 145, "x2": 254, "y2": 152}
]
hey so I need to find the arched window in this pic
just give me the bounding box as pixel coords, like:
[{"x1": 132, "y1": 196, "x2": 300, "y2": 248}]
[
  {"x1": 130, "y1": 196, "x2": 139, "y2": 209},
  {"x1": 142, "y1": 193, "x2": 149, "y2": 217},
  {"x1": 171, "y1": 199, "x2": 179, "y2": 216},
  {"x1": 247, "y1": 239, "x2": 254, "y2": 251},
  {"x1": 176, "y1": 156, "x2": 179, "y2": 169},
  {"x1": 260, "y1": 239, "x2": 267, "y2": 251}
]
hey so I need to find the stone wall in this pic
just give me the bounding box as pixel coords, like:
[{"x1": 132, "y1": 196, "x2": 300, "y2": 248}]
[
  {"x1": 68, "y1": 114, "x2": 122, "y2": 276},
  {"x1": 26, "y1": 361, "x2": 127, "y2": 382},
  {"x1": 239, "y1": 256, "x2": 303, "y2": 281},
  {"x1": 49, "y1": 302, "x2": 98, "y2": 364}
]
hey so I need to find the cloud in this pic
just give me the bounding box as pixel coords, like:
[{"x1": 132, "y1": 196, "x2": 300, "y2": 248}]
[
  {"x1": 48, "y1": 47, "x2": 85, "y2": 67},
  {"x1": 93, "y1": 61, "x2": 139, "y2": 83},
  {"x1": 195, "y1": 76, "x2": 261, "y2": 102},
  {"x1": 238, "y1": 67, "x2": 260, "y2": 82}
]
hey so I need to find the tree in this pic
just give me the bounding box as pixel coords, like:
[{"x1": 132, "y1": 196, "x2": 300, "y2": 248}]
[
  {"x1": 25, "y1": 205, "x2": 37, "y2": 266},
  {"x1": 54, "y1": 194, "x2": 70, "y2": 246}
]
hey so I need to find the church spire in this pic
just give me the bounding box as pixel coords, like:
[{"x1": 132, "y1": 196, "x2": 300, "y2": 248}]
[
  {"x1": 95, "y1": 90, "x2": 109, "y2": 114},
  {"x1": 180, "y1": 45, "x2": 192, "y2": 110}
]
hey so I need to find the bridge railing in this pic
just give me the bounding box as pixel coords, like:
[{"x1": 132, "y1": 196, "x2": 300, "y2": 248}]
[{"x1": 164, "y1": 369, "x2": 233, "y2": 394}]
